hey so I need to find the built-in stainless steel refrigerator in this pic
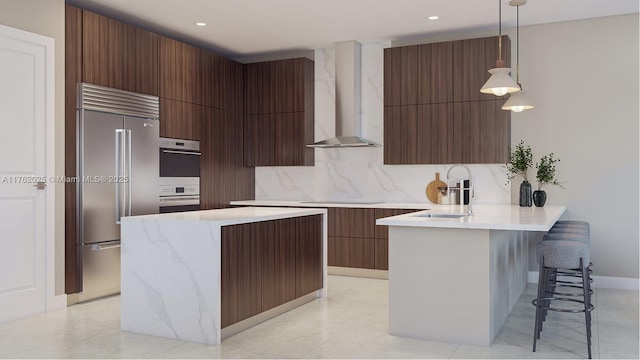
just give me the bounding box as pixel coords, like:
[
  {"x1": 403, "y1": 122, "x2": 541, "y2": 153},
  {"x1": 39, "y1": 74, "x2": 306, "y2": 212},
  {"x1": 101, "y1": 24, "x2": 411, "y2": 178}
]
[{"x1": 76, "y1": 83, "x2": 159, "y2": 302}]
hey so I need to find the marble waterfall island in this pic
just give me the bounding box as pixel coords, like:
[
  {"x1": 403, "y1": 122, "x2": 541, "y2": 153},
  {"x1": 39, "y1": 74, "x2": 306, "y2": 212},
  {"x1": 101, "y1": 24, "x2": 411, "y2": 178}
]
[
  {"x1": 120, "y1": 207, "x2": 327, "y2": 345},
  {"x1": 376, "y1": 204, "x2": 566, "y2": 347}
]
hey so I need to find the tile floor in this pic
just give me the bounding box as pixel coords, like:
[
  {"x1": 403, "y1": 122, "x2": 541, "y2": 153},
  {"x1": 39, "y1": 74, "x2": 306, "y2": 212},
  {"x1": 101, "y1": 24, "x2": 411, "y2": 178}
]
[{"x1": 0, "y1": 276, "x2": 637, "y2": 359}]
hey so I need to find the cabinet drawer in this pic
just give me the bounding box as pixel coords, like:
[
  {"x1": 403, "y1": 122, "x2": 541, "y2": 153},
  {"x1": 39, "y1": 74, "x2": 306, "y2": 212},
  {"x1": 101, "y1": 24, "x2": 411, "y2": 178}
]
[{"x1": 328, "y1": 208, "x2": 375, "y2": 238}]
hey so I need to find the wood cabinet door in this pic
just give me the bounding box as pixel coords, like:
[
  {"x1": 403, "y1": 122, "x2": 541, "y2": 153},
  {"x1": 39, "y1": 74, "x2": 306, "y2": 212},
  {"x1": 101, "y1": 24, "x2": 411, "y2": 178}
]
[
  {"x1": 245, "y1": 62, "x2": 272, "y2": 115},
  {"x1": 384, "y1": 46, "x2": 418, "y2": 106},
  {"x1": 65, "y1": 4, "x2": 83, "y2": 295},
  {"x1": 452, "y1": 100, "x2": 509, "y2": 163},
  {"x1": 328, "y1": 236, "x2": 375, "y2": 269},
  {"x1": 245, "y1": 112, "x2": 312, "y2": 166},
  {"x1": 82, "y1": 10, "x2": 125, "y2": 89},
  {"x1": 328, "y1": 208, "x2": 375, "y2": 238},
  {"x1": 159, "y1": 98, "x2": 202, "y2": 140},
  {"x1": 296, "y1": 215, "x2": 323, "y2": 296},
  {"x1": 261, "y1": 219, "x2": 296, "y2": 311},
  {"x1": 417, "y1": 103, "x2": 454, "y2": 164},
  {"x1": 123, "y1": 24, "x2": 158, "y2": 96},
  {"x1": 384, "y1": 105, "x2": 418, "y2": 164},
  {"x1": 159, "y1": 36, "x2": 178, "y2": 100},
  {"x1": 221, "y1": 223, "x2": 263, "y2": 328},
  {"x1": 418, "y1": 41, "x2": 453, "y2": 104},
  {"x1": 159, "y1": 37, "x2": 198, "y2": 103}
]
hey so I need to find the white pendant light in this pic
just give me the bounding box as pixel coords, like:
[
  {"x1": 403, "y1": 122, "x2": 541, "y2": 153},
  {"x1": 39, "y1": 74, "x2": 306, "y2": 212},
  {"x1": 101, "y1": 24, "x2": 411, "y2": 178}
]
[
  {"x1": 480, "y1": 0, "x2": 520, "y2": 96},
  {"x1": 502, "y1": 0, "x2": 534, "y2": 112}
]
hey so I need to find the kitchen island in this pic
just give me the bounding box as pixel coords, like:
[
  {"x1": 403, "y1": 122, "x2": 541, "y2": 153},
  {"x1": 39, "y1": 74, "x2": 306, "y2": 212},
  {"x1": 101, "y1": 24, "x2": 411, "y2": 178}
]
[
  {"x1": 120, "y1": 206, "x2": 327, "y2": 345},
  {"x1": 376, "y1": 204, "x2": 565, "y2": 347}
]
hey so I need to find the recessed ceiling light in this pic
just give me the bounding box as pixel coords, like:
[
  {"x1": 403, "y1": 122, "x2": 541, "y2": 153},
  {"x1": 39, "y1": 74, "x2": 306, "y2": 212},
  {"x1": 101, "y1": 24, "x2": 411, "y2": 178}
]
[
  {"x1": 427, "y1": 16, "x2": 440, "y2": 21},
  {"x1": 194, "y1": 22, "x2": 207, "y2": 27}
]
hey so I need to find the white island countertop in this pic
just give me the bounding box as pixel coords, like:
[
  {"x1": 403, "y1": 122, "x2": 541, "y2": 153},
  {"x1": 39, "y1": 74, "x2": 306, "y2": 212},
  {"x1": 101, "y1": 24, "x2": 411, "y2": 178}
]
[
  {"x1": 230, "y1": 200, "x2": 431, "y2": 210},
  {"x1": 376, "y1": 204, "x2": 566, "y2": 231},
  {"x1": 130, "y1": 206, "x2": 326, "y2": 226}
]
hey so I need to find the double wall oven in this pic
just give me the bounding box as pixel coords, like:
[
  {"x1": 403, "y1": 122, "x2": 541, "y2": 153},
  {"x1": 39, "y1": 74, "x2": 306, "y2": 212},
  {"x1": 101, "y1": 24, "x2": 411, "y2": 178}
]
[{"x1": 159, "y1": 137, "x2": 201, "y2": 212}]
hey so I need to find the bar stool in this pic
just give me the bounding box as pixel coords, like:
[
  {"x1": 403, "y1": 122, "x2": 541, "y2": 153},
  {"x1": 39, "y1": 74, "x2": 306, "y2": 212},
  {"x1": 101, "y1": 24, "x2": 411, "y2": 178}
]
[
  {"x1": 553, "y1": 220, "x2": 590, "y2": 229},
  {"x1": 533, "y1": 240, "x2": 594, "y2": 358}
]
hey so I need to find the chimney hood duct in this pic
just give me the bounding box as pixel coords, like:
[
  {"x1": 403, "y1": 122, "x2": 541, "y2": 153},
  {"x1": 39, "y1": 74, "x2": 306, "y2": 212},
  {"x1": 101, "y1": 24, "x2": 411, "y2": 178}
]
[{"x1": 307, "y1": 41, "x2": 380, "y2": 148}]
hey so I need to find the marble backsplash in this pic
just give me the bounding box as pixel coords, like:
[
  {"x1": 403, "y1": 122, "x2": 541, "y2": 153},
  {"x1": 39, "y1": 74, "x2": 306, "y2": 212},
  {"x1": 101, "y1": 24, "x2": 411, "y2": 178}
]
[{"x1": 255, "y1": 43, "x2": 510, "y2": 205}]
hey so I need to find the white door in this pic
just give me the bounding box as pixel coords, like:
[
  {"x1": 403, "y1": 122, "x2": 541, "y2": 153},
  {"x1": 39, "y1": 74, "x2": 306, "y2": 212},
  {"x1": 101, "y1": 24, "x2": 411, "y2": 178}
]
[{"x1": 0, "y1": 24, "x2": 53, "y2": 323}]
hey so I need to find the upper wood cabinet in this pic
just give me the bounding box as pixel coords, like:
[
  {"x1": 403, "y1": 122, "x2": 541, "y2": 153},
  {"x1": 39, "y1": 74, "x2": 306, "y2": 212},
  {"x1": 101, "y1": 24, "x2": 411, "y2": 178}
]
[
  {"x1": 159, "y1": 98, "x2": 206, "y2": 141},
  {"x1": 383, "y1": 36, "x2": 511, "y2": 164},
  {"x1": 452, "y1": 99, "x2": 510, "y2": 163},
  {"x1": 245, "y1": 58, "x2": 311, "y2": 115},
  {"x1": 418, "y1": 41, "x2": 454, "y2": 104},
  {"x1": 82, "y1": 10, "x2": 125, "y2": 90},
  {"x1": 384, "y1": 45, "x2": 418, "y2": 106},
  {"x1": 244, "y1": 58, "x2": 314, "y2": 167},
  {"x1": 158, "y1": 36, "x2": 224, "y2": 108},
  {"x1": 123, "y1": 24, "x2": 159, "y2": 96},
  {"x1": 82, "y1": 10, "x2": 159, "y2": 96}
]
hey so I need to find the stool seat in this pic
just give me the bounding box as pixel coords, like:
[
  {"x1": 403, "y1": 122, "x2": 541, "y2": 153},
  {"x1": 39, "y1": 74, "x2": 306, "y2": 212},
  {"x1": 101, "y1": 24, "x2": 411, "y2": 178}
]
[
  {"x1": 536, "y1": 240, "x2": 590, "y2": 269},
  {"x1": 553, "y1": 220, "x2": 590, "y2": 228},
  {"x1": 548, "y1": 227, "x2": 590, "y2": 235},
  {"x1": 543, "y1": 232, "x2": 590, "y2": 243}
]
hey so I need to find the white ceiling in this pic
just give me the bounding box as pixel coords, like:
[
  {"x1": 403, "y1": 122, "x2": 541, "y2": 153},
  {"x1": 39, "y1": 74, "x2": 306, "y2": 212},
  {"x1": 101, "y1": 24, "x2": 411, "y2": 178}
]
[{"x1": 67, "y1": 0, "x2": 638, "y2": 61}]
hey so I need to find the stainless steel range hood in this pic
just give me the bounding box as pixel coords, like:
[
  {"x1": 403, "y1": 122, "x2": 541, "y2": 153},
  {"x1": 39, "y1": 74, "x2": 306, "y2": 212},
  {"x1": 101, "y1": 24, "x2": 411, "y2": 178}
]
[{"x1": 307, "y1": 41, "x2": 380, "y2": 148}]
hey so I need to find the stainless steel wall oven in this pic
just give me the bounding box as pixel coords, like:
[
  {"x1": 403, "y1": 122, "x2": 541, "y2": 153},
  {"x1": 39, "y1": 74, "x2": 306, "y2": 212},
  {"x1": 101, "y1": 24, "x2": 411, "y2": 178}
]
[{"x1": 159, "y1": 137, "x2": 201, "y2": 213}]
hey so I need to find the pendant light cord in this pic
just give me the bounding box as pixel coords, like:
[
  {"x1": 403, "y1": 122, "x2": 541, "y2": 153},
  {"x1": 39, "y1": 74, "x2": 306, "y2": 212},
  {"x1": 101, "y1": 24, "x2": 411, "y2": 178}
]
[
  {"x1": 516, "y1": 4, "x2": 520, "y2": 84},
  {"x1": 498, "y1": 0, "x2": 502, "y2": 63}
]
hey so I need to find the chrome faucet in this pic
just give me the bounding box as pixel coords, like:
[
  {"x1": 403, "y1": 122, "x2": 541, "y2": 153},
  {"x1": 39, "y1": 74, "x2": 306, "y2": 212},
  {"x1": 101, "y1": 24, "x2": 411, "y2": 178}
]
[{"x1": 446, "y1": 164, "x2": 473, "y2": 216}]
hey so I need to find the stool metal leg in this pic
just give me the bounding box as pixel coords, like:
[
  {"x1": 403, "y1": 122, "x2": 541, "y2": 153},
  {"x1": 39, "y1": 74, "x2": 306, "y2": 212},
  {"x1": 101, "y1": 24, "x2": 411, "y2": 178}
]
[{"x1": 582, "y1": 260, "x2": 592, "y2": 359}]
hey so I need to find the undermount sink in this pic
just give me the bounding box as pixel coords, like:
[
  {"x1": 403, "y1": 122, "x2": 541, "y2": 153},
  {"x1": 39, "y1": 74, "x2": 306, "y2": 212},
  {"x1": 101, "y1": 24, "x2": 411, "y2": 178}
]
[{"x1": 412, "y1": 213, "x2": 466, "y2": 219}]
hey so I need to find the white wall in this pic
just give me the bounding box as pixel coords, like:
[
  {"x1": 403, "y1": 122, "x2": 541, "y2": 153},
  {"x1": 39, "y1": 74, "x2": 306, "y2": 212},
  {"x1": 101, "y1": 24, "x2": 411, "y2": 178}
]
[
  {"x1": 0, "y1": 0, "x2": 66, "y2": 294},
  {"x1": 511, "y1": 15, "x2": 639, "y2": 278}
]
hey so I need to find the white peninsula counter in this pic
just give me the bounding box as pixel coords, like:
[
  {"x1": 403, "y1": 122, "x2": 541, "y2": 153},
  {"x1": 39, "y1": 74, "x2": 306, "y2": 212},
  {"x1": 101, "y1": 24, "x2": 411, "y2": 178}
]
[
  {"x1": 120, "y1": 207, "x2": 327, "y2": 345},
  {"x1": 376, "y1": 204, "x2": 566, "y2": 347}
]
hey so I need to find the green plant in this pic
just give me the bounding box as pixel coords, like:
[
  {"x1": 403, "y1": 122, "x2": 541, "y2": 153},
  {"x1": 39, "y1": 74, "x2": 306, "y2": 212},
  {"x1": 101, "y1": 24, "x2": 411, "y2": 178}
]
[
  {"x1": 505, "y1": 140, "x2": 533, "y2": 183},
  {"x1": 536, "y1": 153, "x2": 565, "y2": 190}
]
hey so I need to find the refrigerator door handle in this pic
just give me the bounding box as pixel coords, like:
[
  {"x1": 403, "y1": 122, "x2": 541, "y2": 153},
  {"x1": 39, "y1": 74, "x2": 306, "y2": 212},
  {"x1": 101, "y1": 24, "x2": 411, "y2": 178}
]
[
  {"x1": 115, "y1": 129, "x2": 125, "y2": 224},
  {"x1": 126, "y1": 129, "x2": 132, "y2": 217}
]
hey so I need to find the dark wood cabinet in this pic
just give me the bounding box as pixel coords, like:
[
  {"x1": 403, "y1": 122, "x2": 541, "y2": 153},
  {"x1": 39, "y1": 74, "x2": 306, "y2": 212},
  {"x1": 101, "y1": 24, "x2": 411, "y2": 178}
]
[
  {"x1": 418, "y1": 41, "x2": 454, "y2": 104},
  {"x1": 221, "y1": 223, "x2": 262, "y2": 328},
  {"x1": 327, "y1": 208, "x2": 377, "y2": 270},
  {"x1": 123, "y1": 24, "x2": 159, "y2": 96},
  {"x1": 296, "y1": 215, "x2": 323, "y2": 296},
  {"x1": 383, "y1": 36, "x2": 511, "y2": 165},
  {"x1": 452, "y1": 99, "x2": 510, "y2": 163},
  {"x1": 328, "y1": 236, "x2": 375, "y2": 269},
  {"x1": 65, "y1": 4, "x2": 83, "y2": 294},
  {"x1": 383, "y1": 105, "x2": 418, "y2": 165},
  {"x1": 244, "y1": 58, "x2": 314, "y2": 167},
  {"x1": 82, "y1": 10, "x2": 159, "y2": 96},
  {"x1": 384, "y1": 45, "x2": 418, "y2": 106},
  {"x1": 418, "y1": 103, "x2": 455, "y2": 164},
  {"x1": 328, "y1": 208, "x2": 376, "y2": 238},
  {"x1": 82, "y1": 10, "x2": 125, "y2": 89},
  {"x1": 221, "y1": 215, "x2": 322, "y2": 328},
  {"x1": 159, "y1": 98, "x2": 203, "y2": 140},
  {"x1": 159, "y1": 36, "x2": 198, "y2": 104}
]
